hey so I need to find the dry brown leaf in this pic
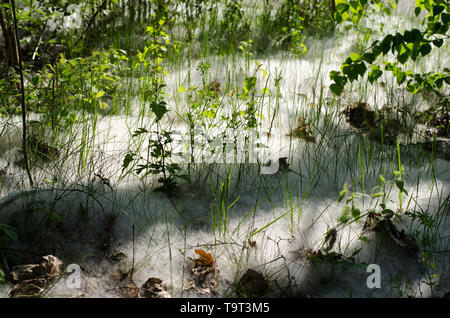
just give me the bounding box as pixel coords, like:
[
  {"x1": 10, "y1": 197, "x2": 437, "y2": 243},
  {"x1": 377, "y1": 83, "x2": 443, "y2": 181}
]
[
  {"x1": 194, "y1": 249, "x2": 214, "y2": 267},
  {"x1": 140, "y1": 277, "x2": 170, "y2": 298}
]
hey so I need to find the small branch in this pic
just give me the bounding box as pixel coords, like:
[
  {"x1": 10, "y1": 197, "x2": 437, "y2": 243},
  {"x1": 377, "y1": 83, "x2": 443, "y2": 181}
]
[{"x1": 79, "y1": 0, "x2": 108, "y2": 43}]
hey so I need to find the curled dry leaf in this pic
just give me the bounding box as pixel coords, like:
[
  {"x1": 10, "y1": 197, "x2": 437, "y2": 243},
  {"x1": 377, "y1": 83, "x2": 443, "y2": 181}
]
[{"x1": 194, "y1": 249, "x2": 214, "y2": 267}]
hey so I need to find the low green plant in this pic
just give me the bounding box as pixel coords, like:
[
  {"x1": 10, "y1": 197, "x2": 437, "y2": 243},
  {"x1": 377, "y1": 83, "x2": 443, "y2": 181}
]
[
  {"x1": 122, "y1": 14, "x2": 187, "y2": 195},
  {"x1": 337, "y1": 141, "x2": 409, "y2": 226}
]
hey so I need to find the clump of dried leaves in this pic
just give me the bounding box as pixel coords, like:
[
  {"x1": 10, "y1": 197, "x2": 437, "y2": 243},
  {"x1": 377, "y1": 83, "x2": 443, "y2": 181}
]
[
  {"x1": 9, "y1": 255, "x2": 63, "y2": 297},
  {"x1": 185, "y1": 249, "x2": 219, "y2": 295},
  {"x1": 288, "y1": 115, "x2": 316, "y2": 142}
]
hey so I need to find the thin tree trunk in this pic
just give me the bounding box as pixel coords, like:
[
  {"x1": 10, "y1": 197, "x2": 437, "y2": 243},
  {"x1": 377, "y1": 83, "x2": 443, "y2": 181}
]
[
  {"x1": 11, "y1": 0, "x2": 34, "y2": 187},
  {"x1": 0, "y1": 0, "x2": 19, "y2": 70}
]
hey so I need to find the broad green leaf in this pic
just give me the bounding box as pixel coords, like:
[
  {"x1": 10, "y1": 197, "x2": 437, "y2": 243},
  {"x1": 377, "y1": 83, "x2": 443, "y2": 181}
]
[{"x1": 420, "y1": 43, "x2": 432, "y2": 56}]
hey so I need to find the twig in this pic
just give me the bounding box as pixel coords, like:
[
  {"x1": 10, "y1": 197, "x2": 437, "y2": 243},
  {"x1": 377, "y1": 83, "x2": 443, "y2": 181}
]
[
  {"x1": 79, "y1": 0, "x2": 108, "y2": 43},
  {"x1": 32, "y1": 21, "x2": 46, "y2": 61},
  {"x1": 131, "y1": 224, "x2": 135, "y2": 281}
]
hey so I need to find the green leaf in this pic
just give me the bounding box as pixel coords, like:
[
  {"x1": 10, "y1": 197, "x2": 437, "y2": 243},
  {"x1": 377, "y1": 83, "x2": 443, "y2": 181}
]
[
  {"x1": 339, "y1": 206, "x2": 352, "y2": 223},
  {"x1": 0, "y1": 224, "x2": 17, "y2": 241},
  {"x1": 362, "y1": 52, "x2": 376, "y2": 64},
  {"x1": 349, "y1": 0, "x2": 359, "y2": 10},
  {"x1": 433, "y1": 39, "x2": 444, "y2": 47},
  {"x1": 403, "y1": 29, "x2": 422, "y2": 43},
  {"x1": 359, "y1": 236, "x2": 369, "y2": 243},
  {"x1": 330, "y1": 83, "x2": 344, "y2": 95},
  {"x1": 442, "y1": 13, "x2": 450, "y2": 24},
  {"x1": 419, "y1": 43, "x2": 432, "y2": 56},
  {"x1": 368, "y1": 66, "x2": 383, "y2": 84},
  {"x1": 350, "y1": 52, "x2": 361, "y2": 61},
  {"x1": 338, "y1": 185, "x2": 347, "y2": 203},
  {"x1": 95, "y1": 90, "x2": 105, "y2": 99},
  {"x1": 132, "y1": 127, "x2": 148, "y2": 137},
  {"x1": 151, "y1": 101, "x2": 168, "y2": 121},
  {"x1": 352, "y1": 206, "x2": 361, "y2": 221},
  {"x1": 381, "y1": 35, "x2": 393, "y2": 55},
  {"x1": 395, "y1": 179, "x2": 404, "y2": 191},
  {"x1": 414, "y1": 7, "x2": 421, "y2": 17},
  {"x1": 351, "y1": 247, "x2": 362, "y2": 257},
  {"x1": 122, "y1": 153, "x2": 135, "y2": 170},
  {"x1": 395, "y1": 71, "x2": 407, "y2": 84},
  {"x1": 433, "y1": 5, "x2": 444, "y2": 16}
]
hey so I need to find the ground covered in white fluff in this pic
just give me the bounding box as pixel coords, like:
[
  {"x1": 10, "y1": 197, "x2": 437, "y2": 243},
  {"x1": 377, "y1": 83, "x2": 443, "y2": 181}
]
[{"x1": 0, "y1": 0, "x2": 449, "y2": 298}]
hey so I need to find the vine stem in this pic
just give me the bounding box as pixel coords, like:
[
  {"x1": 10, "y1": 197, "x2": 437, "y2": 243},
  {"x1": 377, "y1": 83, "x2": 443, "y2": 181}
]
[{"x1": 11, "y1": 0, "x2": 34, "y2": 187}]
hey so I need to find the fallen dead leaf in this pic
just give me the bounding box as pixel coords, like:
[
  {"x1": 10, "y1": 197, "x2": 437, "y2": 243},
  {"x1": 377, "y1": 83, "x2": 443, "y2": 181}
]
[
  {"x1": 9, "y1": 255, "x2": 63, "y2": 298},
  {"x1": 194, "y1": 249, "x2": 214, "y2": 267},
  {"x1": 141, "y1": 277, "x2": 170, "y2": 298}
]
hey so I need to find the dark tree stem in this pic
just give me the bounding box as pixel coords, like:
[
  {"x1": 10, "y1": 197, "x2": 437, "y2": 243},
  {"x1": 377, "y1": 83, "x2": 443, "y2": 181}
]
[{"x1": 11, "y1": 0, "x2": 34, "y2": 187}]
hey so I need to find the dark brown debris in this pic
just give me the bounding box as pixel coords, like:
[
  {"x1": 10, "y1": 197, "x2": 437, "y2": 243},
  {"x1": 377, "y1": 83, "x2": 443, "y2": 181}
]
[
  {"x1": 288, "y1": 115, "x2": 316, "y2": 142},
  {"x1": 208, "y1": 81, "x2": 220, "y2": 94},
  {"x1": 362, "y1": 211, "x2": 420, "y2": 255},
  {"x1": 344, "y1": 102, "x2": 376, "y2": 131},
  {"x1": 140, "y1": 277, "x2": 170, "y2": 298},
  {"x1": 236, "y1": 269, "x2": 268, "y2": 297}
]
